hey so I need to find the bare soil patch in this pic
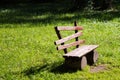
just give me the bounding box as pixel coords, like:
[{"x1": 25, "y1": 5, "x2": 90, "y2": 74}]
[{"x1": 90, "y1": 64, "x2": 107, "y2": 73}]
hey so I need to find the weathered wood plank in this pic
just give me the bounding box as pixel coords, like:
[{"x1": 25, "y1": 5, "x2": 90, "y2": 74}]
[
  {"x1": 54, "y1": 32, "x2": 82, "y2": 45},
  {"x1": 54, "y1": 27, "x2": 67, "y2": 53},
  {"x1": 63, "y1": 45, "x2": 99, "y2": 58},
  {"x1": 57, "y1": 40, "x2": 85, "y2": 50},
  {"x1": 56, "y1": 26, "x2": 83, "y2": 31}
]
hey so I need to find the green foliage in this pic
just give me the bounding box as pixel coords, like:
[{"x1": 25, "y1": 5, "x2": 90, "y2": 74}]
[{"x1": 0, "y1": 3, "x2": 120, "y2": 80}]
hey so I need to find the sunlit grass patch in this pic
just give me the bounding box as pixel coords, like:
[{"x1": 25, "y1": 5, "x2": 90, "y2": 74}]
[{"x1": 0, "y1": 3, "x2": 120, "y2": 80}]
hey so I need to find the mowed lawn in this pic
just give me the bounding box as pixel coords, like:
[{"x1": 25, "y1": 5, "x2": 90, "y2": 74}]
[{"x1": 0, "y1": 3, "x2": 120, "y2": 80}]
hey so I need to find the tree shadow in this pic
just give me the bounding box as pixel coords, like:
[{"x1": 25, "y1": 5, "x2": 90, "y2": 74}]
[
  {"x1": 20, "y1": 61, "x2": 78, "y2": 76},
  {"x1": 0, "y1": 3, "x2": 69, "y2": 25},
  {"x1": 50, "y1": 64, "x2": 78, "y2": 74},
  {"x1": 0, "y1": 2, "x2": 120, "y2": 28},
  {"x1": 21, "y1": 64, "x2": 48, "y2": 76}
]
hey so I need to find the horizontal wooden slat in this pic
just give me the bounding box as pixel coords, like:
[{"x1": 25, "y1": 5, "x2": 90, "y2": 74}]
[
  {"x1": 57, "y1": 40, "x2": 85, "y2": 50},
  {"x1": 54, "y1": 32, "x2": 82, "y2": 45},
  {"x1": 63, "y1": 45, "x2": 99, "y2": 58},
  {"x1": 56, "y1": 26, "x2": 83, "y2": 31},
  {"x1": 54, "y1": 26, "x2": 68, "y2": 53}
]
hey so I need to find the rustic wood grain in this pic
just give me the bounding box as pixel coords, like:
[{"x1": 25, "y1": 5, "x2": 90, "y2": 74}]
[
  {"x1": 57, "y1": 40, "x2": 85, "y2": 50},
  {"x1": 80, "y1": 56, "x2": 87, "y2": 70},
  {"x1": 63, "y1": 45, "x2": 99, "y2": 58},
  {"x1": 55, "y1": 32, "x2": 82, "y2": 45},
  {"x1": 64, "y1": 56, "x2": 87, "y2": 69},
  {"x1": 54, "y1": 26, "x2": 67, "y2": 53},
  {"x1": 57, "y1": 26, "x2": 83, "y2": 31}
]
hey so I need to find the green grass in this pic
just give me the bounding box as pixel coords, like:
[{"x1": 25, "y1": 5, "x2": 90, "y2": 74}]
[{"x1": 0, "y1": 3, "x2": 120, "y2": 80}]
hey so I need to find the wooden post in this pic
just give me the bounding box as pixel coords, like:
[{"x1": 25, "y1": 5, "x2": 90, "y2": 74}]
[
  {"x1": 86, "y1": 50, "x2": 99, "y2": 65},
  {"x1": 64, "y1": 56, "x2": 87, "y2": 70},
  {"x1": 74, "y1": 21, "x2": 79, "y2": 48},
  {"x1": 54, "y1": 27, "x2": 67, "y2": 53}
]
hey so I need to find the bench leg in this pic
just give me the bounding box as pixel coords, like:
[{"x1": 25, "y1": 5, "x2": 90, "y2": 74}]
[
  {"x1": 64, "y1": 56, "x2": 87, "y2": 70},
  {"x1": 86, "y1": 50, "x2": 99, "y2": 65}
]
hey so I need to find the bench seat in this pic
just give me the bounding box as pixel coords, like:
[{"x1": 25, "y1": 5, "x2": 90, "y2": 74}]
[{"x1": 63, "y1": 45, "x2": 99, "y2": 58}]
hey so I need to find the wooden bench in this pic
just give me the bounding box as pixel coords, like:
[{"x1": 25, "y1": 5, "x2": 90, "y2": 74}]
[{"x1": 54, "y1": 22, "x2": 99, "y2": 70}]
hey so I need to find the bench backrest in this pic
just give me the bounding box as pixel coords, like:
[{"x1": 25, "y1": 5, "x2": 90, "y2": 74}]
[{"x1": 54, "y1": 22, "x2": 85, "y2": 53}]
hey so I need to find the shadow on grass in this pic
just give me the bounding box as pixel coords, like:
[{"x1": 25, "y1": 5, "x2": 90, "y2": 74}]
[
  {"x1": 0, "y1": 2, "x2": 120, "y2": 28},
  {"x1": 0, "y1": 3, "x2": 72, "y2": 26},
  {"x1": 21, "y1": 61, "x2": 78, "y2": 76},
  {"x1": 50, "y1": 63, "x2": 78, "y2": 74},
  {"x1": 21, "y1": 64, "x2": 48, "y2": 76}
]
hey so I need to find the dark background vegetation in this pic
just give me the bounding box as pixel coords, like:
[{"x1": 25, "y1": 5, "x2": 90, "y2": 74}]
[
  {"x1": 0, "y1": 0, "x2": 120, "y2": 25},
  {"x1": 0, "y1": 0, "x2": 120, "y2": 10}
]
